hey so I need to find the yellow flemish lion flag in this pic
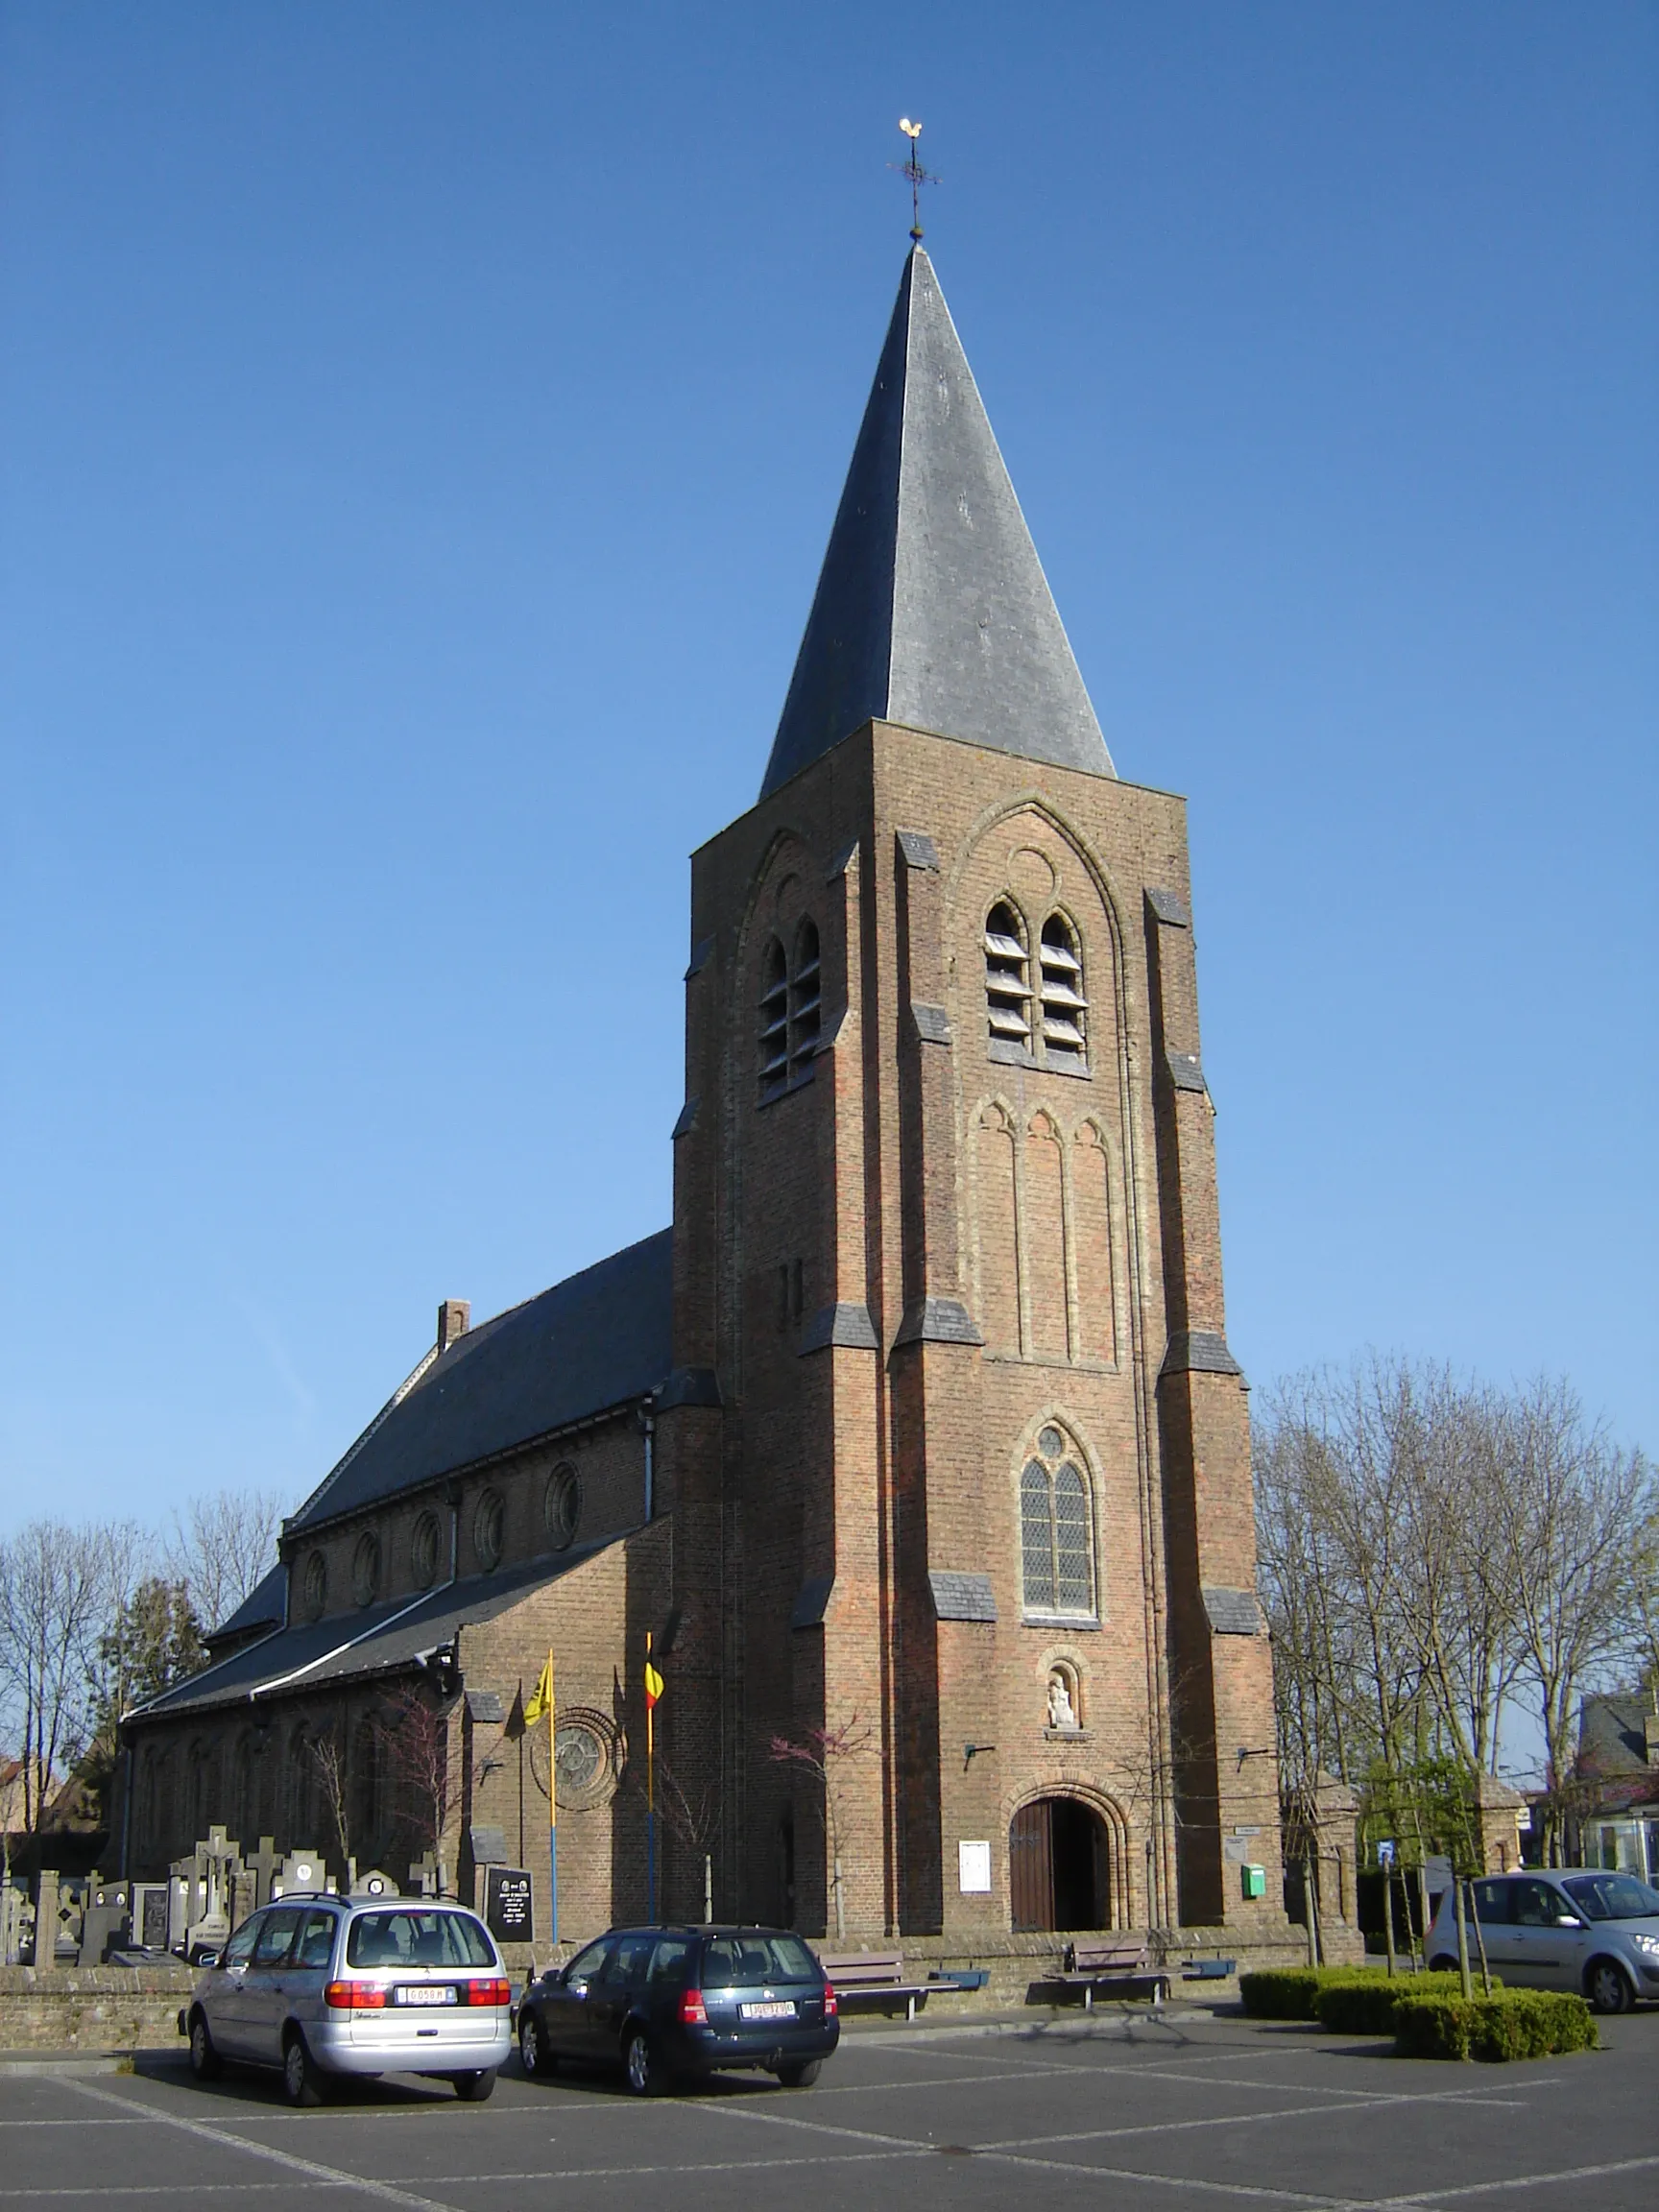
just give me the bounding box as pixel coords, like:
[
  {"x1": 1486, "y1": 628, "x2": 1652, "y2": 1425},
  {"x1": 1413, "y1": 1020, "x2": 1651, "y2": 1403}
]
[
  {"x1": 522, "y1": 1649, "x2": 557, "y2": 1940},
  {"x1": 523, "y1": 1653, "x2": 554, "y2": 1726}
]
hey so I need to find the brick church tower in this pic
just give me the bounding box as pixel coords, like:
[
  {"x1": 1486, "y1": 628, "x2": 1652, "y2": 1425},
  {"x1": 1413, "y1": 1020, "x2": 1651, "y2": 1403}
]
[{"x1": 657, "y1": 246, "x2": 1283, "y2": 1942}]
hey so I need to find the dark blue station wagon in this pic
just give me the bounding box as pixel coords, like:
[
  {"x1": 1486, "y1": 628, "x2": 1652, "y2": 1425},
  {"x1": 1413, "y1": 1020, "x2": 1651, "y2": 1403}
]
[{"x1": 516, "y1": 1926, "x2": 839, "y2": 2094}]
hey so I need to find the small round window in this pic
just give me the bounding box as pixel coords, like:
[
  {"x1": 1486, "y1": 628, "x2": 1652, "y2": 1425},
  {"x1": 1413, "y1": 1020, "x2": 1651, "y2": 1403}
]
[
  {"x1": 410, "y1": 1509, "x2": 441, "y2": 1590},
  {"x1": 473, "y1": 1489, "x2": 505, "y2": 1574},
  {"x1": 350, "y1": 1531, "x2": 381, "y2": 1608},
  {"x1": 301, "y1": 1551, "x2": 327, "y2": 1621},
  {"x1": 544, "y1": 1466, "x2": 581, "y2": 1551}
]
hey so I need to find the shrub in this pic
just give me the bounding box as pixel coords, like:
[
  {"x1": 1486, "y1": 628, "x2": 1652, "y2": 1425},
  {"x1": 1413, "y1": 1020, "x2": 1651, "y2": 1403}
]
[
  {"x1": 1392, "y1": 1989, "x2": 1597, "y2": 2061},
  {"x1": 1239, "y1": 1966, "x2": 1390, "y2": 2022},
  {"x1": 1315, "y1": 1970, "x2": 1507, "y2": 2038}
]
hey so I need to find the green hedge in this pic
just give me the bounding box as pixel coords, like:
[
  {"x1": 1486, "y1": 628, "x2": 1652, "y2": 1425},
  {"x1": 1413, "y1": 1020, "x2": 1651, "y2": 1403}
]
[
  {"x1": 1313, "y1": 1978, "x2": 1414, "y2": 2035},
  {"x1": 1238, "y1": 1966, "x2": 1393, "y2": 2021},
  {"x1": 1392, "y1": 1989, "x2": 1597, "y2": 2061}
]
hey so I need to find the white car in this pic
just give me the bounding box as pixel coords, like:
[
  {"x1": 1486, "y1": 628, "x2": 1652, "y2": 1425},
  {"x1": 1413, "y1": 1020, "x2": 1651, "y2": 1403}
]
[
  {"x1": 183, "y1": 1895, "x2": 513, "y2": 2104},
  {"x1": 1426, "y1": 1868, "x2": 1659, "y2": 2014}
]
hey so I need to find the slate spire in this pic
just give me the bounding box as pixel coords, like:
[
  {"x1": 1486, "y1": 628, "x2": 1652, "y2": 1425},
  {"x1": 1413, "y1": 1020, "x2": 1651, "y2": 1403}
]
[{"x1": 760, "y1": 247, "x2": 1114, "y2": 799}]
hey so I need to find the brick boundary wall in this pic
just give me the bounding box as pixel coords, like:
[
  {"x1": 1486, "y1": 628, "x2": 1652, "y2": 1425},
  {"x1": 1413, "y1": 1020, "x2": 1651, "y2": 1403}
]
[{"x1": 0, "y1": 1966, "x2": 195, "y2": 2052}]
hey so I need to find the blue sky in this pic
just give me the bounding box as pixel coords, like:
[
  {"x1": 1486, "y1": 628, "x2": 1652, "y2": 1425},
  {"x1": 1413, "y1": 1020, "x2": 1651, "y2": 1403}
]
[{"x1": 3, "y1": 0, "x2": 1654, "y2": 1541}]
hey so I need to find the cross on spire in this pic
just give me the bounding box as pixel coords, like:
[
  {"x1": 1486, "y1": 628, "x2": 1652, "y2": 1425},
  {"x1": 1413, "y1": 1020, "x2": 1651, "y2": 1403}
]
[{"x1": 891, "y1": 117, "x2": 940, "y2": 242}]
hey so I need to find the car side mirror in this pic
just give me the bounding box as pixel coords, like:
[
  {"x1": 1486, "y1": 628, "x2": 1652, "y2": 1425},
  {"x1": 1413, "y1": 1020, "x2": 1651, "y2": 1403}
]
[
  {"x1": 199, "y1": 1951, "x2": 220, "y2": 1970},
  {"x1": 1555, "y1": 1913, "x2": 1584, "y2": 1928}
]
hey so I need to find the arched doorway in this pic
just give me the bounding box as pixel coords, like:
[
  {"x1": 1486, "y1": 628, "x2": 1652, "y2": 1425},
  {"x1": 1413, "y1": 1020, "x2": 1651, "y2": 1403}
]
[{"x1": 1010, "y1": 1795, "x2": 1113, "y2": 1932}]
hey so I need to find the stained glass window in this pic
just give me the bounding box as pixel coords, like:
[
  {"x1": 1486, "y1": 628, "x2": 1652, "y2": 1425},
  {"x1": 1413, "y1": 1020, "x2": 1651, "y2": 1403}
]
[{"x1": 1020, "y1": 1427, "x2": 1096, "y2": 1617}]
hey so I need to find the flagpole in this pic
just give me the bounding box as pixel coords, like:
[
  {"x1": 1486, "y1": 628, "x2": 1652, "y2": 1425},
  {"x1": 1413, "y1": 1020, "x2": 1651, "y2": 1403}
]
[
  {"x1": 645, "y1": 1629, "x2": 657, "y2": 1921},
  {"x1": 547, "y1": 1647, "x2": 558, "y2": 1948}
]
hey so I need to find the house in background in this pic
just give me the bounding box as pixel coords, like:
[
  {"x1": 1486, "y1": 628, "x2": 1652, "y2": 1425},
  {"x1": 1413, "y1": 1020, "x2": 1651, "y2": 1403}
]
[{"x1": 1572, "y1": 1695, "x2": 1659, "y2": 1880}]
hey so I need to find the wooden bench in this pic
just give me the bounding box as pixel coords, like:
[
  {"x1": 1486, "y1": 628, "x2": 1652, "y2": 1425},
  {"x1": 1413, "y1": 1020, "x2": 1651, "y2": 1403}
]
[
  {"x1": 814, "y1": 1949, "x2": 981, "y2": 2023},
  {"x1": 1056, "y1": 1939, "x2": 1171, "y2": 2008}
]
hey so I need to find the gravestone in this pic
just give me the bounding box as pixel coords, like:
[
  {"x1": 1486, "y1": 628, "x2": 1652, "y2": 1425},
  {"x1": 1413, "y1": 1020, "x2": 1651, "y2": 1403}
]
[
  {"x1": 1, "y1": 1880, "x2": 31, "y2": 1966},
  {"x1": 409, "y1": 1851, "x2": 448, "y2": 1898},
  {"x1": 77, "y1": 1879, "x2": 132, "y2": 1966},
  {"x1": 483, "y1": 1865, "x2": 534, "y2": 1946},
  {"x1": 271, "y1": 1848, "x2": 331, "y2": 1898},
  {"x1": 132, "y1": 1882, "x2": 172, "y2": 1952},
  {"x1": 229, "y1": 1868, "x2": 256, "y2": 1932},
  {"x1": 350, "y1": 1867, "x2": 398, "y2": 1899},
  {"x1": 246, "y1": 1835, "x2": 281, "y2": 1910},
  {"x1": 30, "y1": 1869, "x2": 59, "y2": 1967}
]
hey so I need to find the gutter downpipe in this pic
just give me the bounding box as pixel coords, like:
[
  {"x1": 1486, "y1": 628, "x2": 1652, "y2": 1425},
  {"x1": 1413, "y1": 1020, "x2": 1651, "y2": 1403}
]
[
  {"x1": 643, "y1": 1404, "x2": 655, "y2": 1521},
  {"x1": 118, "y1": 1743, "x2": 132, "y2": 1879}
]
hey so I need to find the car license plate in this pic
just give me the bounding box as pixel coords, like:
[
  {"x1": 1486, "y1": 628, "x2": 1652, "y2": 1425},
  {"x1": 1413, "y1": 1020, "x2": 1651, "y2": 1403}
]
[
  {"x1": 739, "y1": 2000, "x2": 795, "y2": 2021},
  {"x1": 396, "y1": 1984, "x2": 457, "y2": 2007}
]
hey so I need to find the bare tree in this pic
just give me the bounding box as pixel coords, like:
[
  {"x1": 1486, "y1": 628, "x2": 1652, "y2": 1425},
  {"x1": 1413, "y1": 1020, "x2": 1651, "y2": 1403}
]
[
  {"x1": 374, "y1": 1683, "x2": 458, "y2": 1876},
  {"x1": 308, "y1": 1729, "x2": 352, "y2": 1874},
  {"x1": 768, "y1": 1717, "x2": 873, "y2": 1941},
  {"x1": 1481, "y1": 1380, "x2": 1649, "y2": 1861},
  {"x1": 164, "y1": 1489, "x2": 288, "y2": 1638},
  {"x1": 0, "y1": 1520, "x2": 147, "y2": 1849},
  {"x1": 623, "y1": 1753, "x2": 720, "y2": 1922}
]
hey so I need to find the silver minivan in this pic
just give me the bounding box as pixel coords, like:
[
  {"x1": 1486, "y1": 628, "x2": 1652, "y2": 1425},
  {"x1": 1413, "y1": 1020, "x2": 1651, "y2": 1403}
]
[
  {"x1": 1426, "y1": 1868, "x2": 1659, "y2": 2013},
  {"x1": 183, "y1": 1894, "x2": 512, "y2": 2104}
]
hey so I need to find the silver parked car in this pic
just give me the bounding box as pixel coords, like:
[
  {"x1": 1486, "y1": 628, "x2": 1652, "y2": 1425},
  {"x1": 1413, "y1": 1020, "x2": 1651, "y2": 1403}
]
[
  {"x1": 1426, "y1": 1868, "x2": 1659, "y2": 2014},
  {"x1": 182, "y1": 1895, "x2": 513, "y2": 2104}
]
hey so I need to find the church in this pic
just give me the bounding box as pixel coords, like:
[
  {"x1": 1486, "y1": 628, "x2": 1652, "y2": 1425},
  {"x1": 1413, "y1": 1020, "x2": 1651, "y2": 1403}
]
[{"x1": 120, "y1": 243, "x2": 1287, "y2": 1959}]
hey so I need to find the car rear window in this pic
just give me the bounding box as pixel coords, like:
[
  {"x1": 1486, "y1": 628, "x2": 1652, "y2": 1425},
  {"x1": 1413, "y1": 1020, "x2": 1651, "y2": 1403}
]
[
  {"x1": 346, "y1": 1911, "x2": 495, "y2": 1970},
  {"x1": 700, "y1": 1935, "x2": 820, "y2": 1984},
  {"x1": 1563, "y1": 1874, "x2": 1659, "y2": 1921}
]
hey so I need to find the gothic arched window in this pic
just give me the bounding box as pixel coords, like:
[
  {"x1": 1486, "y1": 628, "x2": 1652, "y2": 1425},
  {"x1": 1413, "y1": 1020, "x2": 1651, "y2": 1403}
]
[
  {"x1": 984, "y1": 901, "x2": 1032, "y2": 1056},
  {"x1": 1038, "y1": 913, "x2": 1088, "y2": 1070},
  {"x1": 1020, "y1": 1424, "x2": 1096, "y2": 1618}
]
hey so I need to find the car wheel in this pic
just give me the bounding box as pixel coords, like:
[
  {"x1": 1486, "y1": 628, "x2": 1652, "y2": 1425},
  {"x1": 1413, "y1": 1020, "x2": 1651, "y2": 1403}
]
[
  {"x1": 1427, "y1": 1956, "x2": 1459, "y2": 1974},
  {"x1": 623, "y1": 2026, "x2": 668, "y2": 2097},
  {"x1": 281, "y1": 2031, "x2": 326, "y2": 2107},
  {"x1": 773, "y1": 2059, "x2": 821, "y2": 2089},
  {"x1": 1587, "y1": 1959, "x2": 1635, "y2": 2015},
  {"x1": 448, "y1": 2069, "x2": 497, "y2": 2102},
  {"x1": 518, "y1": 2008, "x2": 555, "y2": 2079},
  {"x1": 187, "y1": 2011, "x2": 222, "y2": 2082}
]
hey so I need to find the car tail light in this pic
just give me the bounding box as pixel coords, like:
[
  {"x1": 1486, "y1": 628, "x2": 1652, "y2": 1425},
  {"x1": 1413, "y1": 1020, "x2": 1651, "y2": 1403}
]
[
  {"x1": 822, "y1": 1982, "x2": 837, "y2": 2017},
  {"x1": 325, "y1": 1982, "x2": 387, "y2": 2010},
  {"x1": 679, "y1": 1987, "x2": 709, "y2": 2026},
  {"x1": 464, "y1": 1978, "x2": 512, "y2": 2008}
]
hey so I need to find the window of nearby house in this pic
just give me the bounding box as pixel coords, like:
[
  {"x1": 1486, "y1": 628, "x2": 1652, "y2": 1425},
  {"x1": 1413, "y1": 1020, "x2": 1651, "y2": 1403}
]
[{"x1": 1020, "y1": 1424, "x2": 1096, "y2": 1620}]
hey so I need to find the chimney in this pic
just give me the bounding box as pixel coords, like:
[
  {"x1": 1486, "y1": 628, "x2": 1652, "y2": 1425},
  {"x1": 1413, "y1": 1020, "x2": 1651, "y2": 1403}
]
[{"x1": 437, "y1": 1299, "x2": 471, "y2": 1354}]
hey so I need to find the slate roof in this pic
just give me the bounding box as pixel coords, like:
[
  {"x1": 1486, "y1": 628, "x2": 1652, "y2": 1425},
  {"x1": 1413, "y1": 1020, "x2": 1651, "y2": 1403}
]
[
  {"x1": 287, "y1": 1229, "x2": 673, "y2": 1534},
  {"x1": 206, "y1": 1563, "x2": 287, "y2": 1649},
  {"x1": 1578, "y1": 1694, "x2": 1659, "y2": 1780},
  {"x1": 132, "y1": 1541, "x2": 623, "y2": 1721},
  {"x1": 760, "y1": 246, "x2": 1115, "y2": 800}
]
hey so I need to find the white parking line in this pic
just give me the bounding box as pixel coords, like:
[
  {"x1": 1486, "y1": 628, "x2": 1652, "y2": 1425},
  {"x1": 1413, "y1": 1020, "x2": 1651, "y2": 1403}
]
[
  {"x1": 1367, "y1": 2152, "x2": 1659, "y2": 2205},
  {"x1": 58, "y1": 2080, "x2": 465, "y2": 2212},
  {"x1": 980, "y1": 2087, "x2": 1529, "y2": 2152}
]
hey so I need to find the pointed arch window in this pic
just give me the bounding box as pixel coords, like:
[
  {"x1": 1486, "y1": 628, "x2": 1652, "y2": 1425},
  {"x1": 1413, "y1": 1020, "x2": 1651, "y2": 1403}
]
[
  {"x1": 758, "y1": 919, "x2": 822, "y2": 1102},
  {"x1": 985, "y1": 900, "x2": 1032, "y2": 1054},
  {"x1": 1038, "y1": 914, "x2": 1088, "y2": 1070},
  {"x1": 1020, "y1": 1423, "x2": 1096, "y2": 1619}
]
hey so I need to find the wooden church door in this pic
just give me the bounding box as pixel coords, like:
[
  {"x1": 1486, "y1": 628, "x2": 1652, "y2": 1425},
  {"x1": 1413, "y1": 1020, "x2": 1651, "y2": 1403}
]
[{"x1": 1009, "y1": 1802, "x2": 1054, "y2": 1932}]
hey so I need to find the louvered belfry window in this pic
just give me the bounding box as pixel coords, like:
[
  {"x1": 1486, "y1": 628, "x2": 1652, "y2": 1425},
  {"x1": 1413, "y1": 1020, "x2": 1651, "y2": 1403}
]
[
  {"x1": 984, "y1": 901, "x2": 1032, "y2": 1052},
  {"x1": 1020, "y1": 1424, "x2": 1096, "y2": 1617},
  {"x1": 1038, "y1": 913, "x2": 1088, "y2": 1070},
  {"x1": 758, "y1": 920, "x2": 822, "y2": 1103},
  {"x1": 758, "y1": 937, "x2": 790, "y2": 1101},
  {"x1": 790, "y1": 919, "x2": 821, "y2": 1078}
]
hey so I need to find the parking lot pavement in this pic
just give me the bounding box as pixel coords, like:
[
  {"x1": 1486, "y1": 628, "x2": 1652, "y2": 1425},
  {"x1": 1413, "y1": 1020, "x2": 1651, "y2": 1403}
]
[{"x1": 0, "y1": 2006, "x2": 1655, "y2": 2212}]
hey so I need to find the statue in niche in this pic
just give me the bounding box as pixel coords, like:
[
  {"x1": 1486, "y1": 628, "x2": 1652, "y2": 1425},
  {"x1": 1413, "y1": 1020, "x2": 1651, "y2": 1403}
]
[{"x1": 1046, "y1": 1671, "x2": 1079, "y2": 1732}]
